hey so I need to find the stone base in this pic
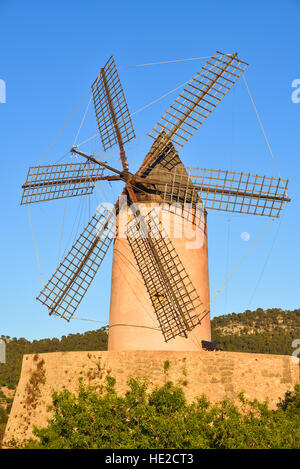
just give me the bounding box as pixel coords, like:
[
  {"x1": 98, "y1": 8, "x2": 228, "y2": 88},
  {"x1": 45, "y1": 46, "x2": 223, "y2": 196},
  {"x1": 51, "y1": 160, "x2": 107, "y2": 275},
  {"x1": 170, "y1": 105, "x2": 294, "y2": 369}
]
[{"x1": 3, "y1": 350, "x2": 299, "y2": 445}]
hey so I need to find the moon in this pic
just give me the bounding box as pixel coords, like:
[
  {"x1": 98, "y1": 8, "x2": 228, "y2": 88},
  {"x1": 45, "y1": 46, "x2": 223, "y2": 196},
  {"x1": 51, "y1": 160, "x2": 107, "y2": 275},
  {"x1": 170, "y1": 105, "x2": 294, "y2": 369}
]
[{"x1": 241, "y1": 231, "x2": 250, "y2": 241}]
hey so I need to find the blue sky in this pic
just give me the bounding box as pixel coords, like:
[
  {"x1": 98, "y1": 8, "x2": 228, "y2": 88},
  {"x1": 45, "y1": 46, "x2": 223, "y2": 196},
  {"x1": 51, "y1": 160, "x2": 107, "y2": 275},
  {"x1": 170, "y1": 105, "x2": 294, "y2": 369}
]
[{"x1": 0, "y1": 0, "x2": 299, "y2": 340}]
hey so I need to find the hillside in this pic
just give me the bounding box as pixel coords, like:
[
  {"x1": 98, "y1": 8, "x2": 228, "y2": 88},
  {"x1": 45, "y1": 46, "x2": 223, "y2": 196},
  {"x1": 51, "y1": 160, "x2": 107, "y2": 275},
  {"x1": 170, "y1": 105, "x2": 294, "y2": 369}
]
[
  {"x1": 0, "y1": 329, "x2": 108, "y2": 388},
  {"x1": 211, "y1": 308, "x2": 300, "y2": 355},
  {"x1": 0, "y1": 308, "x2": 299, "y2": 389}
]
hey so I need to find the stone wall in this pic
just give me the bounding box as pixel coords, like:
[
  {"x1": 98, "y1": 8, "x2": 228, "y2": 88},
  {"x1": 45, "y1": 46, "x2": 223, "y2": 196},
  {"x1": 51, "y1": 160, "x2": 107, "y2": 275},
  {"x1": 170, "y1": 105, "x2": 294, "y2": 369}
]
[{"x1": 3, "y1": 350, "x2": 299, "y2": 445}]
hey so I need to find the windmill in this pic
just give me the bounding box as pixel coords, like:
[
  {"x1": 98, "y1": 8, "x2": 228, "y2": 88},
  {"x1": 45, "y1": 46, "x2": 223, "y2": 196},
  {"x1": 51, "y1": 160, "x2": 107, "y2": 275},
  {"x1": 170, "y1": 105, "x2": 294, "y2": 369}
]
[{"x1": 21, "y1": 52, "x2": 290, "y2": 351}]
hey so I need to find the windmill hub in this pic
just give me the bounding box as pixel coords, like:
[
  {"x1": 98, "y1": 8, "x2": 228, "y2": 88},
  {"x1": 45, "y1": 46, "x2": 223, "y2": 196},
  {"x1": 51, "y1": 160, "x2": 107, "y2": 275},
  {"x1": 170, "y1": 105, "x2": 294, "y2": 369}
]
[{"x1": 121, "y1": 170, "x2": 133, "y2": 184}]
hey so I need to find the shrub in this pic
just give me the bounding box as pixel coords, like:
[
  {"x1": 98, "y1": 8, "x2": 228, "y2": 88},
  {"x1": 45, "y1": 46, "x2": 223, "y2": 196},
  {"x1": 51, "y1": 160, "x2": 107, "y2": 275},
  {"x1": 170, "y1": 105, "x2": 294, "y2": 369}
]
[{"x1": 10, "y1": 377, "x2": 300, "y2": 449}]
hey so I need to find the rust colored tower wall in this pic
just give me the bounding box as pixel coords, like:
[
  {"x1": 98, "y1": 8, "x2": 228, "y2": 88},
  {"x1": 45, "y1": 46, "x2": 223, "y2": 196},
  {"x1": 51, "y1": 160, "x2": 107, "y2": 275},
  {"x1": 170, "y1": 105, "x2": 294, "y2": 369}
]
[{"x1": 108, "y1": 201, "x2": 210, "y2": 351}]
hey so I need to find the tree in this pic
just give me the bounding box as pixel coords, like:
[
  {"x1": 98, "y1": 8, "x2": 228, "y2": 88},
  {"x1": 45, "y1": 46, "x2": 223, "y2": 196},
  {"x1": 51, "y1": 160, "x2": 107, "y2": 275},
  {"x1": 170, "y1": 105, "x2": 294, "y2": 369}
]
[{"x1": 10, "y1": 377, "x2": 300, "y2": 449}]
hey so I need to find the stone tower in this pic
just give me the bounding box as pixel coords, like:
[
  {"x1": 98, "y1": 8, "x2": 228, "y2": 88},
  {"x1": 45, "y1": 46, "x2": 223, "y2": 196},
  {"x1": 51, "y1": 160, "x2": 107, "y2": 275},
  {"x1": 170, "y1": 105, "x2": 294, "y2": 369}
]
[{"x1": 108, "y1": 196, "x2": 210, "y2": 351}]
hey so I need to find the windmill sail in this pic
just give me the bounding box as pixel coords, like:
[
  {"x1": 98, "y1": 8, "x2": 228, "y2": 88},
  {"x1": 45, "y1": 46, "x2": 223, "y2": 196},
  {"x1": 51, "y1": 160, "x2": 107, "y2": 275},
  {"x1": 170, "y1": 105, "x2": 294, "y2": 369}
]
[
  {"x1": 37, "y1": 205, "x2": 116, "y2": 320},
  {"x1": 91, "y1": 56, "x2": 135, "y2": 153},
  {"x1": 127, "y1": 209, "x2": 205, "y2": 341},
  {"x1": 21, "y1": 161, "x2": 104, "y2": 205},
  {"x1": 21, "y1": 50, "x2": 292, "y2": 342},
  {"x1": 138, "y1": 51, "x2": 248, "y2": 176},
  {"x1": 153, "y1": 167, "x2": 290, "y2": 218}
]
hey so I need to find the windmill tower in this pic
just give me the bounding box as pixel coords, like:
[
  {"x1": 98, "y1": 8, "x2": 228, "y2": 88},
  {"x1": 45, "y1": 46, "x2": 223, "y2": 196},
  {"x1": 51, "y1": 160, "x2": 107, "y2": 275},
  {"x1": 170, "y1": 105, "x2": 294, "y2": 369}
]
[{"x1": 21, "y1": 52, "x2": 290, "y2": 351}]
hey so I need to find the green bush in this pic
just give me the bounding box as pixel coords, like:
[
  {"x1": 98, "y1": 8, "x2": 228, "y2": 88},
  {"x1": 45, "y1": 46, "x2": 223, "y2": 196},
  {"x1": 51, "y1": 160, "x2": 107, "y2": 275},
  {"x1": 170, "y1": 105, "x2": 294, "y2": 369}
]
[
  {"x1": 11, "y1": 377, "x2": 300, "y2": 449},
  {"x1": 0, "y1": 406, "x2": 8, "y2": 425},
  {"x1": 0, "y1": 406, "x2": 8, "y2": 447}
]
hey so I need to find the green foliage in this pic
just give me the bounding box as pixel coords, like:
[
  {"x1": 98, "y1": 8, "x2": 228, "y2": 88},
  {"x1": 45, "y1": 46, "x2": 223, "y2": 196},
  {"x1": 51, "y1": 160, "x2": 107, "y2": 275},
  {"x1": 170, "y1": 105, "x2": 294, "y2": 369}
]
[
  {"x1": 211, "y1": 308, "x2": 300, "y2": 355},
  {"x1": 0, "y1": 392, "x2": 12, "y2": 447},
  {"x1": 0, "y1": 329, "x2": 108, "y2": 388},
  {"x1": 0, "y1": 406, "x2": 8, "y2": 425},
  {"x1": 1, "y1": 307, "x2": 299, "y2": 389},
  {"x1": 0, "y1": 424, "x2": 6, "y2": 446},
  {"x1": 11, "y1": 377, "x2": 300, "y2": 449},
  {"x1": 277, "y1": 383, "x2": 300, "y2": 416},
  {"x1": 163, "y1": 360, "x2": 170, "y2": 371}
]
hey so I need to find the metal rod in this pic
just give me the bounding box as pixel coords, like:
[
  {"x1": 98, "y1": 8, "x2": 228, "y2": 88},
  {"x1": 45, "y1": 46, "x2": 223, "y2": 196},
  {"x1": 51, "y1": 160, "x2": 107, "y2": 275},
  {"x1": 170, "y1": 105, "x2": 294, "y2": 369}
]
[
  {"x1": 22, "y1": 175, "x2": 121, "y2": 189},
  {"x1": 60, "y1": 151, "x2": 291, "y2": 204},
  {"x1": 71, "y1": 148, "x2": 124, "y2": 176}
]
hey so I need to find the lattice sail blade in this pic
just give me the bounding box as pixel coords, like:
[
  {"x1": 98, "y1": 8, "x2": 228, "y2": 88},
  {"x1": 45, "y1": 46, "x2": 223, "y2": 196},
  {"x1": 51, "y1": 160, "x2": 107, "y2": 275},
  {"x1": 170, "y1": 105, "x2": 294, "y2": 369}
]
[
  {"x1": 127, "y1": 209, "x2": 205, "y2": 342},
  {"x1": 150, "y1": 51, "x2": 248, "y2": 151},
  {"x1": 37, "y1": 205, "x2": 116, "y2": 320},
  {"x1": 21, "y1": 161, "x2": 104, "y2": 205},
  {"x1": 139, "y1": 51, "x2": 248, "y2": 174},
  {"x1": 91, "y1": 56, "x2": 135, "y2": 152},
  {"x1": 156, "y1": 167, "x2": 290, "y2": 218}
]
